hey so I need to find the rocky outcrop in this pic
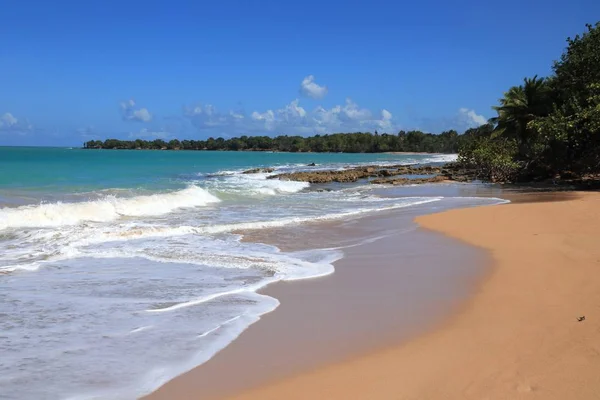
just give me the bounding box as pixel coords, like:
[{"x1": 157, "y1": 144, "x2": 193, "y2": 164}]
[
  {"x1": 266, "y1": 162, "x2": 478, "y2": 185},
  {"x1": 439, "y1": 162, "x2": 478, "y2": 182},
  {"x1": 268, "y1": 169, "x2": 365, "y2": 183},
  {"x1": 268, "y1": 165, "x2": 447, "y2": 184},
  {"x1": 269, "y1": 166, "x2": 377, "y2": 183},
  {"x1": 242, "y1": 167, "x2": 275, "y2": 174},
  {"x1": 370, "y1": 175, "x2": 448, "y2": 185}
]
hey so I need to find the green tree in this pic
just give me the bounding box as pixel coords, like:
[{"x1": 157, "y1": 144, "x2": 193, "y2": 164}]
[
  {"x1": 168, "y1": 139, "x2": 181, "y2": 149},
  {"x1": 490, "y1": 75, "x2": 552, "y2": 156},
  {"x1": 553, "y1": 23, "x2": 600, "y2": 109},
  {"x1": 529, "y1": 22, "x2": 600, "y2": 174}
]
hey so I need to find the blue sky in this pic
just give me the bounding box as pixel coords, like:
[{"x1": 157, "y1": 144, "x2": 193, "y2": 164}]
[{"x1": 1, "y1": 0, "x2": 598, "y2": 146}]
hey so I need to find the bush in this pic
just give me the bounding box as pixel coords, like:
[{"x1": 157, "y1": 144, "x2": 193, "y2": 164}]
[{"x1": 458, "y1": 138, "x2": 521, "y2": 182}]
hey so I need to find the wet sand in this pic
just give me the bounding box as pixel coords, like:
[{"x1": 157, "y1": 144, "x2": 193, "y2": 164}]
[
  {"x1": 212, "y1": 191, "x2": 600, "y2": 400},
  {"x1": 145, "y1": 188, "x2": 599, "y2": 400},
  {"x1": 144, "y1": 200, "x2": 493, "y2": 399}
]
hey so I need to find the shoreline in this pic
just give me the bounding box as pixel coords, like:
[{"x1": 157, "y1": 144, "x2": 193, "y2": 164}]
[
  {"x1": 143, "y1": 198, "x2": 496, "y2": 399},
  {"x1": 143, "y1": 191, "x2": 505, "y2": 400},
  {"x1": 145, "y1": 190, "x2": 600, "y2": 400},
  {"x1": 215, "y1": 191, "x2": 600, "y2": 399}
]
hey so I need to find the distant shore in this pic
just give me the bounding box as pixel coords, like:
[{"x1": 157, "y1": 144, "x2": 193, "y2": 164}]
[
  {"x1": 82, "y1": 147, "x2": 451, "y2": 155},
  {"x1": 82, "y1": 130, "x2": 462, "y2": 153}
]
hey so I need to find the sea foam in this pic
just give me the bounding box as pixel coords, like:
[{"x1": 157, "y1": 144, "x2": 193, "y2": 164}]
[
  {"x1": 0, "y1": 186, "x2": 220, "y2": 230},
  {"x1": 202, "y1": 171, "x2": 309, "y2": 197}
]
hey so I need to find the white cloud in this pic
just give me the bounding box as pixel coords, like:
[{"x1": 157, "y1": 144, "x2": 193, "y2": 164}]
[
  {"x1": 120, "y1": 99, "x2": 153, "y2": 122},
  {"x1": 184, "y1": 98, "x2": 397, "y2": 136},
  {"x1": 412, "y1": 108, "x2": 489, "y2": 133},
  {"x1": 311, "y1": 99, "x2": 379, "y2": 132},
  {"x1": 279, "y1": 99, "x2": 307, "y2": 119},
  {"x1": 250, "y1": 110, "x2": 275, "y2": 121},
  {"x1": 300, "y1": 75, "x2": 328, "y2": 99},
  {"x1": 1, "y1": 112, "x2": 18, "y2": 127},
  {"x1": 184, "y1": 104, "x2": 247, "y2": 133},
  {"x1": 0, "y1": 112, "x2": 33, "y2": 134},
  {"x1": 378, "y1": 109, "x2": 393, "y2": 130},
  {"x1": 459, "y1": 108, "x2": 487, "y2": 127},
  {"x1": 131, "y1": 108, "x2": 152, "y2": 122},
  {"x1": 251, "y1": 109, "x2": 276, "y2": 130}
]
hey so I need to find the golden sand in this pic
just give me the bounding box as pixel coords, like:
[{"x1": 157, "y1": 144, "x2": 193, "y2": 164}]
[{"x1": 219, "y1": 192, "x2": 600, "y2": 399}]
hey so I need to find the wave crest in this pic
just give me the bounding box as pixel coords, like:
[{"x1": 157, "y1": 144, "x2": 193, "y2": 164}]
[{"x1": 0, "y1": 186, "x2": 220, "y2": 230}]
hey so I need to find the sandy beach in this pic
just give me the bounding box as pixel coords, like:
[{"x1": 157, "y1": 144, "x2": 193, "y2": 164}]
[
  {"x1": 144, "y1": 190, "x2": 600, "y2": 400},
  {"x1": 144, "y1": 196, "x2": 495, "y2": 399},
  {"x1": 199, "y1": 191, "x2": 598, "y2": 400}
]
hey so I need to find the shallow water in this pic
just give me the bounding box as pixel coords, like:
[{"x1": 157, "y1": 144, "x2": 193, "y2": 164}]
[{"x1": 0, "y1": 148, "x2": 502, "y2": 400}]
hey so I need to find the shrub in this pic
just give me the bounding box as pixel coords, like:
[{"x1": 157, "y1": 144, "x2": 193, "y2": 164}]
[{"x1": 458, "y1": 138, "x2": 521, "y2": 182}]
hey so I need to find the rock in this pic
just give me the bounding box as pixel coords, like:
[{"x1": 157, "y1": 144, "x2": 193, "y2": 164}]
[
  {"x1": 242, "y1": 167, "x2": 275, "y2": 174},
  {"x1": 269, "y1": 169, "x2": 367, "y2": 183},
  {"x1": 378, "y1": 169, "x2": 397, "y2": 177},
  {"x1": 268, "y1": 163, "x2": 463, "y2": 184},
  {"x1": 437, "y1": 162, "x2": 477, "y2": 182},
  {"x1": 307, "y1": 163, "x2": 317, "y2": 166},
  {"x1": 371, "y1": 175, "x2": 447, "y2": 185}
]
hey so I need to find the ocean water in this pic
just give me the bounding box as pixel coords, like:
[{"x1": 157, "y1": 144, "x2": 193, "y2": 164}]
[{"x1": 0, "y1": 147, "x2": 502, "y2": 400}]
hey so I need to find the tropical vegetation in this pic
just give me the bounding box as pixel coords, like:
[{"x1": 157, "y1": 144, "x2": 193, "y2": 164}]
[
  {"x1": 84, "y1": 130, "x2": 463, "y2": 154},
  {"x1": 459, "y1": 22, "x2": 600, "y2": 181}
]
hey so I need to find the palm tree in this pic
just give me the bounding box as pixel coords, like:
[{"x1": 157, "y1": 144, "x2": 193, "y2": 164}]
[{"x1": 490, "y1": 76, "x2": 552, "y2": 155}]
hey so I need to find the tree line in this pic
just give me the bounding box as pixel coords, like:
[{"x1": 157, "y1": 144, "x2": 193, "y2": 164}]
[
  {"x1": 459, "y1": 22, "x2": 600, "y2": 182},
  {"x1": 83, "y1": 130, "x2": 467, "y2": 154}
]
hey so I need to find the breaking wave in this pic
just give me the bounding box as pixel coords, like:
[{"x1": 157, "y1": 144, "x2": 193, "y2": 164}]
[{"x1": 0, "y1": 186, "x2": 221, "y2": 230}]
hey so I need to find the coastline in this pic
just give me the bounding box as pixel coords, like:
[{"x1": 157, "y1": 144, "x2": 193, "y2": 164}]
[
  {"x1": 143, "y1": 197, "x2": 497, "y2": 400},
  {"x1": 146, "y1": 190, "x2": 600, "y2": 400},
  {"x1": 212, "y1": 191, "x2": 600, "y2": 399},
  {"x1": 0, "y1": 150, "x2": 483, "y2": 400}
]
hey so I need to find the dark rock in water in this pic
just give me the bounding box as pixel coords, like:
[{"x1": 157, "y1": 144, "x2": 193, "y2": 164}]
[
  {"x1": 307, "y1": 162, "x2": 317, "y2": 166},
  {"x1": 370, "y1": 175, "x2": 447, "y2": 185},
  {"x1": 268, "y1": 164, "x2": 450, "y2": 184},
  {"x1": 242, "y1": 167, "x2": 275, "y2": 174},
  {"x1": 270, "y1": 170, "x2": 365, "y2": 183},
  {"x1": 378, "y1": 169, "x2": 397, "y2": 177}
]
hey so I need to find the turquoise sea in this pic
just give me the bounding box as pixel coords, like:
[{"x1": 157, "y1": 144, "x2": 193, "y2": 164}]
[
  {"x1": 0, "y1": 147, "x2": 501, "y2": 399},
  {"x1": 0, "y1": 147, "x2": 456, "y2": 197}
]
